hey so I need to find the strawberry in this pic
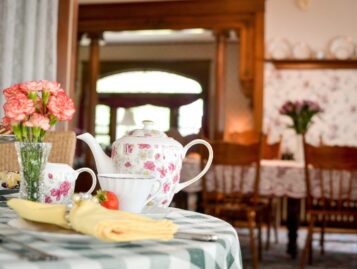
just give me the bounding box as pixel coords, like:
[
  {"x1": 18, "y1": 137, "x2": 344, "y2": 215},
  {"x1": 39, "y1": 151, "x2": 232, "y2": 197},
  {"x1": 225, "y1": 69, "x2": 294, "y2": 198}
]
[{"x1": 96, "y1": 190, "x2": 119, "y2": 210}]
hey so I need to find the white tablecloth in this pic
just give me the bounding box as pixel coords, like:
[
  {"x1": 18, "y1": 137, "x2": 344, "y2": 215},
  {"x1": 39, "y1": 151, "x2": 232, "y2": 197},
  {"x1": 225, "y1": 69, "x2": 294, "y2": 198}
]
[{"x1": 181, "y1": 159, "x2": 357, "y2": 199}]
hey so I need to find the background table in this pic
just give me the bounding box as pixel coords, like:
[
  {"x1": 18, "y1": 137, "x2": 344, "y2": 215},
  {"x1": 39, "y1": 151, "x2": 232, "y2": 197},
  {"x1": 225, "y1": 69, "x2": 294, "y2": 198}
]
[
  {"x1": 181, "y1": 158, "x2": 357, "y2": 258},
  {"x1": 0, "y1": 203, "x2": 242, "y2": 269},
  {"x1": 182, "y1": 159, "x2": 357, "y2": 199}
]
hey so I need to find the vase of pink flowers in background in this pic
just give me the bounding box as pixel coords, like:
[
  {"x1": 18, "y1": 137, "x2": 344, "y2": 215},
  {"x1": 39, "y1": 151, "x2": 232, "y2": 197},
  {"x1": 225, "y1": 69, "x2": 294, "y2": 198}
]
[
  {"x1": 279, "y1": 100, "x2": 322, "y2": 162},
  {"x1": 1, "y1": 80, "x2": 75, "y2": 201}
]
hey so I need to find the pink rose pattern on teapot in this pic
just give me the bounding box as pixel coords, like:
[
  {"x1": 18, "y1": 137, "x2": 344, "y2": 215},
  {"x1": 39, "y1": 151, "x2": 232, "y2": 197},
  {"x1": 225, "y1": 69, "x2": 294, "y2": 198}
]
[{"x1": 112, "y1": 142, "x2": 182, "y2": 206}]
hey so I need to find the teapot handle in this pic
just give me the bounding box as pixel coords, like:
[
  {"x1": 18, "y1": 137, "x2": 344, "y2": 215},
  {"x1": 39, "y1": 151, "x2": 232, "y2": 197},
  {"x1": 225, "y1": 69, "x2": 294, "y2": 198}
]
[
  {"x1": 75, "y1": 168, "x2": 97, "y2": 194},
  {"x1": 174, "y1": 139, "x2": 213, "y2": 194}
]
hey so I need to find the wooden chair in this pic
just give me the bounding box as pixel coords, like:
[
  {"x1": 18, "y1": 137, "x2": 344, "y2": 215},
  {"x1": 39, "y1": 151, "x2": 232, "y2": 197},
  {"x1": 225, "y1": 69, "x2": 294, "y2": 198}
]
[
  {"x1": 227, "y1": 130, "x2": 281, "y2": 159},
  {"x1": 300, "y1": 142, "x2": 357, "y2": 269},
  {"x1": 0, "y1": 131, "x2": 77, "y2": 172},
  {"x1": 44, "y1": 131, "x2": 76, "y2": 166},
  {"x1": 201, "y1": 141, "x2": 263, "y2": 269},
  {"x1": 227, "y1": 130, "x2": 280, "y2": 248}
]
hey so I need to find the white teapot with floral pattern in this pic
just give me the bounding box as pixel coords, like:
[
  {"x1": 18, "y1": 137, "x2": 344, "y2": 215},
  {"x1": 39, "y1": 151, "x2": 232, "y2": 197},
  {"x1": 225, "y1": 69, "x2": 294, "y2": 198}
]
[{"x1": 77, "y1": 121, "x2": 213, "y2": 207}]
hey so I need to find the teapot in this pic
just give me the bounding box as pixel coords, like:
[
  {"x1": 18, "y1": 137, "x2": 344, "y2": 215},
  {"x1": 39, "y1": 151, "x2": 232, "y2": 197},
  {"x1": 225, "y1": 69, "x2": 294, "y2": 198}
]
[{"x1": 77, "y1": 120, "x2": 213, "y2": 207}]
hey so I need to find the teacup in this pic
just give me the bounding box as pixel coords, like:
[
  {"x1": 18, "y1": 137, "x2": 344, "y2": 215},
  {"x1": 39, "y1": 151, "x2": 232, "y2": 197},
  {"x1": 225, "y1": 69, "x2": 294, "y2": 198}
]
[
  {"x1": 41, "y1": 163, "x2": 97, "y2": 204},
  {"x1": 98, "y1": 174, "x2": 161, "y2": 213}
]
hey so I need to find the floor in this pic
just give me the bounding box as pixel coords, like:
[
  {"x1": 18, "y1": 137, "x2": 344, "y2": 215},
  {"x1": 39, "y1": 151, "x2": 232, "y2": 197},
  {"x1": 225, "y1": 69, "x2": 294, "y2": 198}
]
[{"x1": 238, "y1": 227, "x2": 357, "y2": 269}]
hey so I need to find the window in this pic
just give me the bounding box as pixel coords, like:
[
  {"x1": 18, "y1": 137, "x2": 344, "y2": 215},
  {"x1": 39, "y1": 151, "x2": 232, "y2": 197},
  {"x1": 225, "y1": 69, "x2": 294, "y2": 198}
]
[
  {"x1": 95, "y1": 105, "x2": 110, "y2": 146},
  {"x1": 179, "y1": 99, "x2": 203, "y2": 136},
  {"x1": 97, "y1": 71, "x2": 202, "y2": 94},
  {"x1": 95, "y1": 70, "x2": 204, "y2": 145},
  {"x1": 116, "y1": 105, "x2": 170, "y2": 139}
]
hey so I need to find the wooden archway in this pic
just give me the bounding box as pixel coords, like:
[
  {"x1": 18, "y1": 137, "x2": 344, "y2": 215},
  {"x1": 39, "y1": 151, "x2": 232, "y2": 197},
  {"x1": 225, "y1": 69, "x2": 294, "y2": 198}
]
[{"x1": 78, "y1": 0, "x2": 265, "y2": 139}]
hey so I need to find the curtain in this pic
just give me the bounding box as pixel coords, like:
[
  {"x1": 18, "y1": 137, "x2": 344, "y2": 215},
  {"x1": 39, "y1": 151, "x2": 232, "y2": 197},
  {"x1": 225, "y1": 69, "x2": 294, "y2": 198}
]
[{"x1": 0, "y1": 0, "x2": 58, "y2": 118}]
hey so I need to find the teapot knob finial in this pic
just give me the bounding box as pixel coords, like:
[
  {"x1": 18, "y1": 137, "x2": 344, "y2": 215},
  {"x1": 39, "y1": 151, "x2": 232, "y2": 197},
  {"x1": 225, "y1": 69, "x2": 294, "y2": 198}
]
[{"x1": 142, "y1": 120, "x2": 154, "y2": 130}]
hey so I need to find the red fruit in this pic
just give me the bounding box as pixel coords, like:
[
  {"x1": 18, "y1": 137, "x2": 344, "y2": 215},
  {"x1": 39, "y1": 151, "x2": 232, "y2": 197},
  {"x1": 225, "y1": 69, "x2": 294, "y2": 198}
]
[{"x1": 96, "y1": 190, "x2": 119, "y2": 210}]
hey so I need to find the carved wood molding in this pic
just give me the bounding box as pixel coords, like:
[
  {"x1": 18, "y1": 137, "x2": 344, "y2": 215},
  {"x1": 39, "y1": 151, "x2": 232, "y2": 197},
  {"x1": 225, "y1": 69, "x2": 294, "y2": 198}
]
[
  {"x1": 98, "y1": 93, "x2": 202, "y2": 108},
  {"x1": 78, "y1": 0, "x2": 265, "y2": 133},
  {"x1": 79, "y1": 0, "x2": 264, "y2": 32}
]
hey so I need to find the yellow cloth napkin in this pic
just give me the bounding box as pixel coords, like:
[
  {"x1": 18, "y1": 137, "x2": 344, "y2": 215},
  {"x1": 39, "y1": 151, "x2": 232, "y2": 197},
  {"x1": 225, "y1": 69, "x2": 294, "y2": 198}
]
[{"x1": 7, "y1": 198, "x2": 178, "y2": 242}]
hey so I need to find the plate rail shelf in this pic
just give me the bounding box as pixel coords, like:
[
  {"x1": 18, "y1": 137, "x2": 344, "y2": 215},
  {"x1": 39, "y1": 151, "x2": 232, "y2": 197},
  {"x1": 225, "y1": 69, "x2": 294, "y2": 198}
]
[{"x1": 265, "y1": 59, "x2": 357, "y2": 69}]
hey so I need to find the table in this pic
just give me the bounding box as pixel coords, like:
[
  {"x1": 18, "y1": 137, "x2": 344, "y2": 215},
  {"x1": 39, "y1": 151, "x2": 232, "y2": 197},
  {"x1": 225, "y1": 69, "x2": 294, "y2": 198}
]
[
  {"x1": 0, "y1": 202, "x2": 242, "y2": 269},
  {"x1": 181, "y1": 158, "x2": 357, "y2": 258}
]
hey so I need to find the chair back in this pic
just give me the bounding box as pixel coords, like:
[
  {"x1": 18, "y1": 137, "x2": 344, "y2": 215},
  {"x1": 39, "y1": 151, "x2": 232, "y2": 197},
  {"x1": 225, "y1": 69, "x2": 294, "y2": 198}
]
[
  {"x1": 227, "y1": 130, "x2": 281, "y2": 159},
  {"x1": 0, "y1": 143, "x2": 19, "y2": 172},
  {"x1": 303, "y1": 141, "x2": 357, "y2": 213},
  {"x1": 201, "y1": 140, "x2": 261, "y2": 210},
  {"x1": 44, "y1": 131, "x2": 76, "y2": 165},
  {"x1": 0, "y1": 131, "x2": 76, "y2": 172}
]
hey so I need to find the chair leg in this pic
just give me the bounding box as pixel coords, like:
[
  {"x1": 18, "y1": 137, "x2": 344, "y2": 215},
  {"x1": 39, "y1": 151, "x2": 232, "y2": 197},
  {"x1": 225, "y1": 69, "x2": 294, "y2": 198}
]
[
  {"x1": 308, "y1": 228, "x2": 313, "y2": 265},
  {"x1": 265, "y1": 199, "x2": 272, "y2": 250},
  {"x1": 257, "y1": 212, "x2": 263, "y2": 261},
  {"x1": 247, "y1": 209, "x2": 259, "y2": 269},
  {"x1": 320, "y1": 215, "x2": 325, "y2": 255},
  {"x1": 300, "y1": 215, "x2": 314, "y2": 269},
  {"x1": 273, "y1": 199, "x2": 279, "y2": 244}
]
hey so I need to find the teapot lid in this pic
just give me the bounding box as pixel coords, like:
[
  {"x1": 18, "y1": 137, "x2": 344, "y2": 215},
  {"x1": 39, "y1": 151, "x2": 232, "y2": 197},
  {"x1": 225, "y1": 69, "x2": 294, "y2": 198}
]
[{"x1": 127, "y1": 120, "x2": 168, "y2": 138}]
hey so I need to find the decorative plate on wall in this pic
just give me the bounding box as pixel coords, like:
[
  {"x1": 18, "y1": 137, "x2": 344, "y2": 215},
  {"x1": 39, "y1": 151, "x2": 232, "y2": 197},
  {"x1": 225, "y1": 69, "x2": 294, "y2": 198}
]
[
  {"x1": 328, "y1": 36, "x2": 354, "y2": 60},
  {"x1": 292, "y1": 42, "x2": 312, "y2": 59},
  {"x1": 266, "y1": 38, "x2": 292, "y2": 60}
]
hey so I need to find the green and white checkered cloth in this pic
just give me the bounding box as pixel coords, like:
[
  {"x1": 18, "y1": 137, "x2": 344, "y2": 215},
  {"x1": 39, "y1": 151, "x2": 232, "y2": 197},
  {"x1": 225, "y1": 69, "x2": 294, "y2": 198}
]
[{"x1": 0, "y1": 202, "x2": 242, "y2": 269}]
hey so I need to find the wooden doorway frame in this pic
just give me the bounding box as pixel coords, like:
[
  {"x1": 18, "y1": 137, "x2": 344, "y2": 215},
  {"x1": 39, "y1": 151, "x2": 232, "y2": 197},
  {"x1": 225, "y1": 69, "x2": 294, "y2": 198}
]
[{"x1": 78, "y1": 0, "x2": 265, "y2": 137}]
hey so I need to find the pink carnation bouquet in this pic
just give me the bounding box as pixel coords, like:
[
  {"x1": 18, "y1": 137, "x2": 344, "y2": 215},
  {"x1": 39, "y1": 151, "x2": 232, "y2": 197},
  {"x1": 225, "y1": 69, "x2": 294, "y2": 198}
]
[{"x1": 2, "y1": 80, "x2": 75, "y2": 142}]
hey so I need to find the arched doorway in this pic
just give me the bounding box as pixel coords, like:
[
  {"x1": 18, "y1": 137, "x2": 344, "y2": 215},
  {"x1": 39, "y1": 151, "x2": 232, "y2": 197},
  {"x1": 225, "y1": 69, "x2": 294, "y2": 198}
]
[{"x1": 93, "y1": 70, "x2": 204, "y2": 146}]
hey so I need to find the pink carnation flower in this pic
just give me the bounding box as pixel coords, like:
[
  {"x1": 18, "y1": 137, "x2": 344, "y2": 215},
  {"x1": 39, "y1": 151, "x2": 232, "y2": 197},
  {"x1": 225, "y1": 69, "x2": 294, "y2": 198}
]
[
  {"x1": 39, "y1": 80, "x2": 64, "y2": 95},
  {"x1": 19, "y1": 81, "x2": 42, "y2": 93},
  {"x1": 1, "y1": 116, "x2": 14, "y2": 129},
  {"x1": 47, "y1": 93, "x2": 75, "y2": 121},
  {"x1": 3, "y1": 84, "x2": 26, "y2": 100},
  {"x1": 3, "y1": 95, "x2": 35, "y2": 121},
  {"x1": 24, "y1": 113, "x2": 50, "y2": 131}
]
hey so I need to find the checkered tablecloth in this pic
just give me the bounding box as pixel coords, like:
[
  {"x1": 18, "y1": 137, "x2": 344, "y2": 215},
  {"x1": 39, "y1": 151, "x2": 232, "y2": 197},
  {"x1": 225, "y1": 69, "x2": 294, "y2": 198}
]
[{"x1": 0, "y1": 202, "x2": 242, "y2": 269}]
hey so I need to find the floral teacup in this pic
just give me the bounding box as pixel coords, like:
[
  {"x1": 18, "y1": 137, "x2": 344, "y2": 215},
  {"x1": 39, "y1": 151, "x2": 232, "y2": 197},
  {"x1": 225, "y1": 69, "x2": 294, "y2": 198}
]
[{"x1": 41, "y1": 163, "x2": 97, "y2": 204}]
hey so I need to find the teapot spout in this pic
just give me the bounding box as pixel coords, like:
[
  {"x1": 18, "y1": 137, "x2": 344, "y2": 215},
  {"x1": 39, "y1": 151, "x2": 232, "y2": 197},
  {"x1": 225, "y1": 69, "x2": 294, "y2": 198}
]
[{"x1": 77, "y1": 133, "x2": 116, "y2": 174}]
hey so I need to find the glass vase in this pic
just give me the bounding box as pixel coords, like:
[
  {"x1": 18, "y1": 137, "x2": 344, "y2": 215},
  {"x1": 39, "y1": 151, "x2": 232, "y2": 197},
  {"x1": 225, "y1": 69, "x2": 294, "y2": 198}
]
[
  {"x1": 294, "y1": 134, "x2": 304, "y2": 163},
  {"x1": 15, "y1": 142, "x2": 52, "y2": 202}
]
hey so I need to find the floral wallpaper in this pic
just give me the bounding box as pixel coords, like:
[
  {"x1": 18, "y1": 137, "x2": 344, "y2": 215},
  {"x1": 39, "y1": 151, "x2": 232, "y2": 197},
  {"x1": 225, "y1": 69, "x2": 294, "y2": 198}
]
[{"x1": 264, "y1": 63, "x2": 357, "y2": 154}]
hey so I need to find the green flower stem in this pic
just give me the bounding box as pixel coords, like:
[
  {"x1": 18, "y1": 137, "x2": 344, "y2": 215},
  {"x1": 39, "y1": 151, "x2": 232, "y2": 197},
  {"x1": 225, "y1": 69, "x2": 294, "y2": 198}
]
[{"x1": 16, "y1": 143, "x2": 51, "y2": 202}]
